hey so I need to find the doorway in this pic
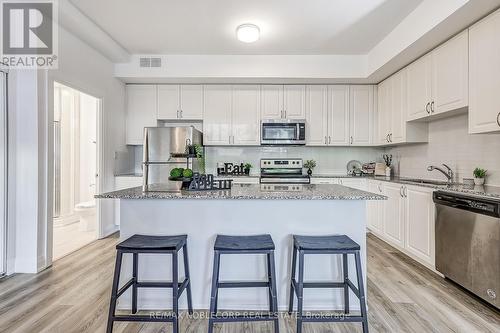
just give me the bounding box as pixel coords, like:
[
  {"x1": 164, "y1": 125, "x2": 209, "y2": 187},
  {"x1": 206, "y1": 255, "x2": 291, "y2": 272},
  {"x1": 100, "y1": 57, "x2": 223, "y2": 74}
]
[{"x1": 52, "y1": 82, "x2": 100, "y2": 260}]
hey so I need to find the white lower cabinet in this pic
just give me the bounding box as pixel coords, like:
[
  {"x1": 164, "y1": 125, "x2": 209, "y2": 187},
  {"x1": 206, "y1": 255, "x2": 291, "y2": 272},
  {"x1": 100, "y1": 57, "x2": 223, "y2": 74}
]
[
  {"x1": 310, "y1": 177, "x2": 367, "y2": 190},
  {"x1": 367, "y1": 180, "x2": 436, "y2": 269}
]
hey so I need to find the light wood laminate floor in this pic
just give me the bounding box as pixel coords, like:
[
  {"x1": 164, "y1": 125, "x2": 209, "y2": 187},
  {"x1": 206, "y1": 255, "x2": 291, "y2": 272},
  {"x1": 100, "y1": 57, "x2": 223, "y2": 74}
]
[{"x1": 0, "y1": 233, "x2": 498, "y2": 333}]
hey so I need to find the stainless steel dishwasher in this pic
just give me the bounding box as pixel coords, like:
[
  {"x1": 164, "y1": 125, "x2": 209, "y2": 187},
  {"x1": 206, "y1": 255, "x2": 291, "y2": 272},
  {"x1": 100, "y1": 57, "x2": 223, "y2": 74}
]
[{"x1": 434, "y1": 191, "x2": 499, "y2": 309}]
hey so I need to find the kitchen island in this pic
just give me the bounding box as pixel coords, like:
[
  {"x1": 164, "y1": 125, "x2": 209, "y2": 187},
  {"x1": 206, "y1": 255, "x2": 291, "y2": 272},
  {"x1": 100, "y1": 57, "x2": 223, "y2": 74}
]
[{"x1": 97, "y1": 184, "x2": 385, "y2": 312}]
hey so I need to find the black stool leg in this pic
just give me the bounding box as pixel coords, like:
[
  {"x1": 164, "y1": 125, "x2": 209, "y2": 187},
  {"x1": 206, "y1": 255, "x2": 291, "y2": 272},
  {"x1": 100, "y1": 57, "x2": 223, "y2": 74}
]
[
  {"x1": 268, "y1": 251, "x2": 279, "y2": 333},
  {"x1": 132, "y1": 253, "x2": 138, "y2": 314},
  {"x1": 296, "y1": 250, "x2": 305, "y2": 333},
  {"x1": 342, "y1": 253, "x2": 349, "y2": 314},
  {"x1": 213, "y1": 252, "x2": 221, "y2": 314},
  {"x1": 172, "y1": 251, "x2": 179, "y2": 333},
  {"x1": 106, "y1": 251, "x2": 123, "y2": 333},
  {"x1": 208, "y1": 250, "x2": 221, "y2": 333},
  {"x1": 354, "y1": 251, "x2": 369, "y2": 333},
  {"x1": 182, "y1": 244, "x2": 193, "y2": 315},
  {"x1": 288, "y1": 244, "x2": 297, "y2": 315}
]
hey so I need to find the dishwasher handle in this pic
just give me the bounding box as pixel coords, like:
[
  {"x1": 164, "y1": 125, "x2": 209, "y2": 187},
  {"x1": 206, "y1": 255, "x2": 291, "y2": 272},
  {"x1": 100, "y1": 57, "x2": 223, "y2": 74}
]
[{"x1": 433, "y1": 191, "x2": 500, "y2": 218}]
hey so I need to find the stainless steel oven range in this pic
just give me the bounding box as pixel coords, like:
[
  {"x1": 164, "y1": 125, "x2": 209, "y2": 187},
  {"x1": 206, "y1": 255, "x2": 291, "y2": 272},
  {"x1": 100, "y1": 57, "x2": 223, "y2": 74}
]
[{"x1": 260, "y1": 158, "x2": 310, "y2": 184}]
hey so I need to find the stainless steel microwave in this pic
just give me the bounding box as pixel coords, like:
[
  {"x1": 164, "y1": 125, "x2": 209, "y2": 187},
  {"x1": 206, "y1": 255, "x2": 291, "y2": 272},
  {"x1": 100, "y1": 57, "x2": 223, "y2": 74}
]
[{"x1": 261, "y1": 119, "x2": 306, "y2": 145}]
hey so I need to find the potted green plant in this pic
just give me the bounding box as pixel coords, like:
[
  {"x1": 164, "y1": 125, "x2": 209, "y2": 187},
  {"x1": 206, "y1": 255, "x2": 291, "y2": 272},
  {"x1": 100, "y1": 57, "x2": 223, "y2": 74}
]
[
  {"x1": 304, "y1": 160, "x2": 317, "y2": 176},
  {"x1": 473, "y1": 167, "x2": 487, "y2": 185},
  {"x1": 244, "y1": 163, "x2": 252, "y2": 175},
  {"x1": 194, "y1": 144, "x2": 205, "y2": 174}
]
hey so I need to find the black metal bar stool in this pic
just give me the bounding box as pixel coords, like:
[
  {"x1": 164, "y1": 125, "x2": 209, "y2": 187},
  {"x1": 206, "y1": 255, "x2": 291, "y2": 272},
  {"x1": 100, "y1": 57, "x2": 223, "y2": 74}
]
[
  {"x1": 288, "y1": 235, "x2": 368, "y2": 333},
  {"x1": 208, "y1": 234, "x2": 279, "y2": 333},
  {"x1": 106, "y1": 234, "x2": 193, "y2": 333}
]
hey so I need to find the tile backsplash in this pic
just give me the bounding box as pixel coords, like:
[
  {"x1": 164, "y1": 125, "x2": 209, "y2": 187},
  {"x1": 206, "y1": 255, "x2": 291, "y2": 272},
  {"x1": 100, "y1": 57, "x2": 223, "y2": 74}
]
[{"x1": 387, "y1": 113, "x2": 500, "y2": 185}]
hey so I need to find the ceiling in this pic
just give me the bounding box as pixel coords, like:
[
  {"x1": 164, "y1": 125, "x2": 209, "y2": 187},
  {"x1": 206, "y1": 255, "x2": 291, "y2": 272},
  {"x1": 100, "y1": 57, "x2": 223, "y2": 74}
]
[{"x1": 69, "y1": 0, "x2": 423, "y2": 55}]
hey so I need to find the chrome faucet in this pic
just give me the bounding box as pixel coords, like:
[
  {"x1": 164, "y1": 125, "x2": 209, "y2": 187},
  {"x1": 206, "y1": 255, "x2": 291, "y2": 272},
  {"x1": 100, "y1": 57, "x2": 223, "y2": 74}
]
[{"x1": 427, "y1": 164, "x2": 454, "y2": 183}]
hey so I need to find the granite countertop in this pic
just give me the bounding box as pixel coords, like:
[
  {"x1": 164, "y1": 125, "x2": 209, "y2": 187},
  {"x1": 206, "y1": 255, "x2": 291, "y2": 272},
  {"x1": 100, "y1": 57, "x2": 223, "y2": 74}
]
[{"x1": 96, "y1": 183, "x2": 387, "y2": 200}]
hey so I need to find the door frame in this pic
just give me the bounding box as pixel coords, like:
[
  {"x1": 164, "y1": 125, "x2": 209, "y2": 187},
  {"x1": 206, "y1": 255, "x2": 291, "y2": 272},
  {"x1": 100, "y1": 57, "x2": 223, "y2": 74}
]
[
  {"x1": 46, "y1": 80, "x2": 104, "y2": 267},
  {"x1": 0, "y1": 65, "x2": 8, "y2": 276}
]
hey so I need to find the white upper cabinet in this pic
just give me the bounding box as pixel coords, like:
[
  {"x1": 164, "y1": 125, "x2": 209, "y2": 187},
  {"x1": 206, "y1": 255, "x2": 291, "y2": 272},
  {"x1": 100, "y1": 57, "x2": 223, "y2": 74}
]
[
  {"x1": 179, "y1": 85, "x2": 204, "y2": 120},
  {"x1": 377, "y1": 79, "x2": 391, "y2": 144},
  {"x1": 469, "y1": 9, "x2": 500, "y2": 134},
  {"x1": 350, "y1": 85, "x2": 374, "y2": 145},
  {"x1": 157, "y1": 85, "x2": 179, "y2": 120},
  {"x1": 328, "y1": 85, "x2": 350, "y2": 145},
  {"x1": 203, "y1": 85, "x2": 232, "y2": 145},
  {"x1": 390, "y1": 69, "x2": 407, "y2": 144},
  {"x1": 158, "y1": 85, "x2": 203, "y2": 120},
  {"x1": 432, "y1": 31, "x2": 468, "y2": 115},
  {"x1": 283, "y1": 85, "x2": 306, "y2": 119},
  {"x1": 305, "y1": 85, "x2": 328, "y2": 146},
  {"x1": 126, "y1": 85, "x2": 157, "y2": 145},
  {"x1": 407, "y1": 53, "x2": 433, "y2": 121},
  {"x1": 261, "y1": 85, "x2": 284, "y2": 119},
  {"x1": 232, "y1": 85, "x2": 261, "y2": 145}
]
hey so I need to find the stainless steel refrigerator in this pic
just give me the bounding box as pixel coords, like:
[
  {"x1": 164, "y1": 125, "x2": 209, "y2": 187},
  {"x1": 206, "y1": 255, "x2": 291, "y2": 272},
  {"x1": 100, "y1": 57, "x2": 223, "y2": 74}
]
[{"x1": 142, "y1": 126, "x2": 203, "y2": 191}]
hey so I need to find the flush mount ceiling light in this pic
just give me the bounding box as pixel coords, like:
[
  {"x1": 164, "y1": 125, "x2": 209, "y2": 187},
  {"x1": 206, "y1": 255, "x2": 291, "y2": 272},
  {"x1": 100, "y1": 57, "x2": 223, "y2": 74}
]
[{"x1": 236, "y1": 24, "x2": 260, "y2": 43}]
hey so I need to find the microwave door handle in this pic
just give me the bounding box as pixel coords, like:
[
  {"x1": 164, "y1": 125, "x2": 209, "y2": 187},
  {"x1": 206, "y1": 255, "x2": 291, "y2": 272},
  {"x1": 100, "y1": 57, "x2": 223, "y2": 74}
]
[{"x1": 296, "y1": 123, "x2": 300, "y2": 139}]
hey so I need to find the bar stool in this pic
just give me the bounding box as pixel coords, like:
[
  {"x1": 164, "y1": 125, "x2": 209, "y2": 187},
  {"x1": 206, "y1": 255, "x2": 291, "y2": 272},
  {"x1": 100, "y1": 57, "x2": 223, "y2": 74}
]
[
  {"x1": 106, "y1": 234, "x2": 193, "y2": 333},
  {"x1": 288, "y1": 235, "x2": 368, "y2": 333},
  {"x1": 208, "y1": 234, "x2": 279, "y2": 333}
]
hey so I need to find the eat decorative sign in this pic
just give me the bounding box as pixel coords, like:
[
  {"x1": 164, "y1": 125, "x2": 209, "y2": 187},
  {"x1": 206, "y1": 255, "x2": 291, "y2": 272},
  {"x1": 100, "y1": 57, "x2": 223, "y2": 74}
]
[{"x1": 217, "y1": 162, "x2": 248, "y2": 176}]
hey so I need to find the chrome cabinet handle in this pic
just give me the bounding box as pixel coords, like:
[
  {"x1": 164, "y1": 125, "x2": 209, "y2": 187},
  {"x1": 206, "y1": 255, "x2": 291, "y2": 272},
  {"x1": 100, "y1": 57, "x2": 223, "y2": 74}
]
[
  {"x1": 400, "y1": 186, "x2": 404, "y2": 197},
  {"x1": 181, "y1": 110, "x2": 183, "y2": 118},
  {"x1": 431, "y1": 101, "x2": 434, "y2": 113},
  {"x1": 425, "y1": 102, "x2": 430, "y2": 114},
  {"x1": 497, "y1": 112, "x2": 500, "y2": 127},
  {"x1": 404, "y1": 186, "x2": 408, "y2": 197},
  {"x1": 325, "y1": 136, "x2": 327, "y2": 144},
  {"x1": 386, "y1": 134, "x2": 390, "y2": 143},
  {"x1": 177, "y1": 110, "x2": 180, "y2": 118},
  {"x1": 329, "y1": 136, "x2": 331, "y2": 144},
  {"x1": 350, "y1": 136, "x2": 353, "y2": 145},
  {"x1": 280, "y1": 110, "x2": 283, "y2": 118},
  {"x1": 389, "y1": 133, "x2": 392, "y2": 142},
  {"x1": 378, "y1": 184, "x2": 382, "y2": 192},
  {"x1": 284, "y1": 110, "x2": 287, "y2": 118}
]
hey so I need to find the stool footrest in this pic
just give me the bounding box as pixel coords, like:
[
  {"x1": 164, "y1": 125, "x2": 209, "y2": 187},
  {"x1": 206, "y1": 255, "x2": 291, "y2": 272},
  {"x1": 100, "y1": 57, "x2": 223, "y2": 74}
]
[
  {"x1": 218, "y1": 281, "x2": 270, "y2": 288},
  {"x1": 292, "y1": 279, "x2": 346, "y2": 291},
  {"x1": 112, "y1": 314, "x2": 175, "y2": 323}
]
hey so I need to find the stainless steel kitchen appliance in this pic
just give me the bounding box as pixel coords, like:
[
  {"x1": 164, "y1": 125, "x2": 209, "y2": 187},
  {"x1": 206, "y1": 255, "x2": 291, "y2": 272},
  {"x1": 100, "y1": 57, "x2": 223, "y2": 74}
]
[
  {"x1": 261, "y1": 119, "x2": 306, "y2": 145},
  {"x1": 434, "y1": 191, "x2": 499, "y2": 308},
  {"x1": 142, "y1": 126, "x2": 203, "y2": 191},
  {"x1": 260, "y1": 159, "x2": 310, "y2": 184}
]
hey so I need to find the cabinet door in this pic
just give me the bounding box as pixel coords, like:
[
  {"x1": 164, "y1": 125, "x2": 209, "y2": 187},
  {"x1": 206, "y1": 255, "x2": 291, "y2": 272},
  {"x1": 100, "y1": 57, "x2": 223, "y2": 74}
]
[
  {"x1": 367, "y1": 181, "x2": 384, "y2": 235},
  {"x1": 232, "y1": 85, "x2": 261, "y2": 145},
  {"x1": 203, "y1": 85, "x2": 232, "y2": 146},
  {"x1": 432, "y1": 31, "x2": 468, "y2": 115},
  {"x1": 328, "y1": 85, "x2": 350, "y2": 145},
  {"x1": 305, "y1": 85, "x2": 328, "y2": 146},
  {"x1": 405, "y1": 186, "x2": 435, "y2": 267},
  {"x1": 157, "y1": 85, "x2": 179, "y2": 120},
  {"x1": 283, "y1": 85, "x2": 306, "y2": 119},
  {"x1": 383, "y1": 183, "x2": 405, "y2": 249},
  {"x1": 349, "y1": 85, "x2": 373, "y2": 145},
  {"x1": 180, "y1": 85, "x2": 203, "y2": 120},
  {"x1": 126, "y1": 85, "x2": 157, "y2": 145},
  {"x1": 377, "y1": 80, "x2": 390, "y2": 144},
  {"x1": 407, "y1": 53, "x2": 432, "y2": 121},
  {"x1": 261, "y1": 85, "x2": 284, "y2": 119},
  {"x1": 469, "y1": 10, "x2": 500, "y2": 134},
  {"x1": 391, "y1": 70, "x2": 407, "y2": 143}
]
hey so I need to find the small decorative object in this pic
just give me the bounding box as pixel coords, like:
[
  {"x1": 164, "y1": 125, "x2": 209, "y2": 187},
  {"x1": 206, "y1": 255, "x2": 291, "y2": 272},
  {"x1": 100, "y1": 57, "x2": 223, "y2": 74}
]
[
  {"x1": 303, "y1": 160, "x2": 316, "y2": 176},
  {"x1": 473, "y1": 167, "x2": 487, "y2": 186},
  {"x1": 383, "y1": 154, "x2": 392, "y2": 177},
  {"x1": 244, "y1": 163, "x2": 252, "y2": 175},
  {"x1": 188, "y1": 173, "x2": 232, "y2": 191},
  {"x1": 169, "y1": 168, "x2": 194, "y2": 189}
]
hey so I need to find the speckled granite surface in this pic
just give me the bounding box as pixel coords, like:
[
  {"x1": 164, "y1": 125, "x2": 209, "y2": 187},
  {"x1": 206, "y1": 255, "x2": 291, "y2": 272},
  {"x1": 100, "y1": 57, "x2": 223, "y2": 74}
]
[{"x1": 96, "y1": 183, "x2": 386, "y2": 200}]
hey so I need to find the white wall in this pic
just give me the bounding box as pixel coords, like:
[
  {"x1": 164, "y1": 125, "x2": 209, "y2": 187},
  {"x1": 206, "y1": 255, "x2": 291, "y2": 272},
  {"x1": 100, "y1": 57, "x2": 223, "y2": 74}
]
[
  {"x1": 387, "y1": 114, "x2": 500, "y2": 186},
  {"x1": 8, "y1": 26, "x2": 126, "y2": 273}
]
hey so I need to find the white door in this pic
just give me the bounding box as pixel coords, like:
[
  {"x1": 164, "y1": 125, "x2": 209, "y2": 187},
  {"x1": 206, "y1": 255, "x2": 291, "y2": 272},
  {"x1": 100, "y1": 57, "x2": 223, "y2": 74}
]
[
  {"x1": 126, "y1": 85, "x2": 157, "y2": 145},
  {"x1": 283, "y1": 85, "x2": 306, "y2": 119},
  {"x1": 367, "y1": 181, "x2": 384, "y2": 235},
  {"x1": 377, "y1": 79, "x2": 390, "y2": 144},
  {"x1": 405, "y1": 186, "x2": 435, "y2": 267},
  {"x1": 391, "y1": 69, "x2": 407, "y2": 143},
  {"x1": 203, "y1": 85, "x2": 232, "y2": 145},
  {"x1": 157, "y1": 85, "x2": 179, "y2": 120},
  {"x1": 232, "y1": 85, "x2": 261, "y2": 145},
  {"x1": 432, "y1": 31, "x2": 469, "y2": 115},
  {"x1": 469, "y1": 10, "x2": 500, "y2": 134},
  {"x1": 0, "y1": 71, "x2": 6, "y2": 275},
  {"x1": 328, "y1": 85, "x2": 350, "y2": 145},
  {"x1": 407, "y1": 53, "x2": 432, "y2": 121},
  {"x1": 261, "y1": 85, "x2": 283, "y2": 119},
  {"x1": 349, "y1": 85, "x2": 373, "y2": 145},
  {"x1": 179, "y1": 85, "x2": 203, "y2": 120},
  {"x1": 383, "y1": 183, "x2": 405, "y2": 249},
  {"x1": 305, "y1": 85, "x2": 328, "y2": 146}
]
